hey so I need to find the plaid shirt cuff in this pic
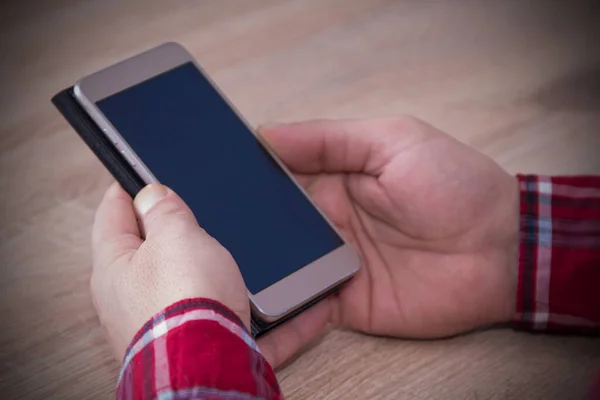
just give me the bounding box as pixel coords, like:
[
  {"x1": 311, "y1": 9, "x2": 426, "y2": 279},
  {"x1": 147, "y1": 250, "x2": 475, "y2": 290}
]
[
  {"x1": 116, "y1": 298, "x2": 282, "y2": 400},
  {"x1": 514, "y1": 174, "x2": 600, "y2": 333}
]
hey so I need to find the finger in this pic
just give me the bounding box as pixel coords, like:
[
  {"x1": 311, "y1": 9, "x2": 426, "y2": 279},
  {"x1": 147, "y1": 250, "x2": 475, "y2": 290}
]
[
  {"x1": 92, "y1": 182, "x2": 142, "y2": 268},
  {"x1": 258, "y1": 119, "x2": 397, "y2": 175},
  {"x1": 133, "y1": 183, "x2": 199, "y2": 240},
  {"x1": 293, "y1": 173, "x2": 317, "y2": 190},
  {"x1": 257, "y1": 298, "x2": 333, "y2": 369}
]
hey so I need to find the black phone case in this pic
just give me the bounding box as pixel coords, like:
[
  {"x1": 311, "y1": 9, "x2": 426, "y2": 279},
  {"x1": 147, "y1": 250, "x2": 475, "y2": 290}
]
[{"x1": 51, "y1": 87, "x2": 341, "y2": 338}]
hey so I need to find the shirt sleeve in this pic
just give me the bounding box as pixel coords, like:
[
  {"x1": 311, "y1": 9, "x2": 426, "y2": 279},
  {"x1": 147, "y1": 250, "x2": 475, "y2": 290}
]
[
  {"x1": 514, "y1": 174, "x2": 600, "y2": 333},
  {"x1": 115, "y1": 298, "x2": 282, "y2": 400}
]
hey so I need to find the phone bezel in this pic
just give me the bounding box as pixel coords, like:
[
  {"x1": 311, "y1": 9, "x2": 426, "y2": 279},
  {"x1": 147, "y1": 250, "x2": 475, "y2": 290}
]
[{"x1": 73, "y1": 42, "x2": 361, "y2": 322}]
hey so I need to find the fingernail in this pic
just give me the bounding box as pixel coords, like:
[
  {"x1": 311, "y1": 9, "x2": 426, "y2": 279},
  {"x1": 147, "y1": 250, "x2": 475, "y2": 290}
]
[{"x1": 134, "y1": 184, "x2": 168, "y2": 216}]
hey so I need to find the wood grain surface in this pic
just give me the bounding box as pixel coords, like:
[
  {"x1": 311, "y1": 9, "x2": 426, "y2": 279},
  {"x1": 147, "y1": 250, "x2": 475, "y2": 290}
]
[{"x1": 1, "y1": 1, "x2": 599, "y2": 399}]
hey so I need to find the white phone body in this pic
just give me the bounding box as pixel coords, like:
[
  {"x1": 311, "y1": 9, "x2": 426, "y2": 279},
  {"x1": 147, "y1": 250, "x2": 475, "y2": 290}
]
[{"x1": 73, "y1": 42, "x2": 361, "y2": 322}]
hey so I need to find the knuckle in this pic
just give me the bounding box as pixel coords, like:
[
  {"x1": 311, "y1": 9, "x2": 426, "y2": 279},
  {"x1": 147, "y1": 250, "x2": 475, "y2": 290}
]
[
  {"x1": 195, "y1": 232, "x2": 234, "y2": 259},
  {"x1": 92, "y1": 238, "x2": 137, "y2": 276},
  {"x1": 146, "y1": 209, "x2": 197, "y2": 237},
  {"x1": 214, "y1": 244, "x2": 237, "y2": 265},
  {"x1": 376, "y1": 115, "x2": 438, "y2": 146}
]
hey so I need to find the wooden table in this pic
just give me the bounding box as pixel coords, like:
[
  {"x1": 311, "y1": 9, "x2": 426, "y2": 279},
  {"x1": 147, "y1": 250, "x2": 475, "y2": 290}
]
[{"x1": 1, "y1": 1, "x2": 599, "y2": 399}]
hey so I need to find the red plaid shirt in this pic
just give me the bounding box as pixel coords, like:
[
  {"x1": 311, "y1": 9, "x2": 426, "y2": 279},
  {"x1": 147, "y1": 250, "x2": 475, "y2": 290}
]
[
  {"x1": 514, "y1": 175, "x2": 600, "y2": 333},
  {"x1": 115, "y1": 174, "x2": 600, "y2": 400}
]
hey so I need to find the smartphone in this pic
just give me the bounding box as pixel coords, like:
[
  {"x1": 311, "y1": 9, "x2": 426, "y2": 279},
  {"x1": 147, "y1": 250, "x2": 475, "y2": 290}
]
[{"x1": 73, "y1": 42, "x2": 361, "y2": 322}]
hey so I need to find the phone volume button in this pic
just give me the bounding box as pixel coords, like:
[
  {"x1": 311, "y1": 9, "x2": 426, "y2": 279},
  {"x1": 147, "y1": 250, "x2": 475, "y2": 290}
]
[
  {"x1": 120, "y1": 149, "x2": 136, "y2": 167},
  {"x1": 103, "y1": 128, "x2": 119, "y2": 146}
]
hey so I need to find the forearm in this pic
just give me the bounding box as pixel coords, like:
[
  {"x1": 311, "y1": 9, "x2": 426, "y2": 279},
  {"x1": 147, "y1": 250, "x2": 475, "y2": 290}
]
[
  {"x1": 514, "y1": 174, "x2": 600, "y2": 333},
  {"x1": 116, "y1": 298, "x2": 282, "y2": 400}
]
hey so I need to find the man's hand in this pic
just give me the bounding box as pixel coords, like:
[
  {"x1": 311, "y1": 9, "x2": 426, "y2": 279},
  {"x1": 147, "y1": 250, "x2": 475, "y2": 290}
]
[
  {"x1": 91, "y1": 183, "x2": 250, "y2": 361},
  {"x1": 256, "y1": 116, "x2": 519, "y2": 367},
  {"x1": 91, "y1": 116, "x2": 519, "y2": 369}
]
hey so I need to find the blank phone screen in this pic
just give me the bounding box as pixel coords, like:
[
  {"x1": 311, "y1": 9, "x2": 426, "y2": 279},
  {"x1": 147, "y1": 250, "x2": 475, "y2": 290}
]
[{"x1": 96, "y1": 62, "x2": 344, "y2": 294}]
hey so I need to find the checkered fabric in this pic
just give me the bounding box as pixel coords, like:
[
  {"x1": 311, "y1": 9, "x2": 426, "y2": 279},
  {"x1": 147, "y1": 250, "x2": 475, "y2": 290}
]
[
  {"x1": 515, "y1": 174, "x2": 600, "y2": 333},
  {"x1": 116, "y1": 298, "x2": 281, "y2": 400}
]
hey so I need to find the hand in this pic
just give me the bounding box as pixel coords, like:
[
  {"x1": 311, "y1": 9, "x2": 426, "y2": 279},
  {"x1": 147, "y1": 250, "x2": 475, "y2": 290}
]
[
  {"x1": 91, "y1": 183, "x2": 250, "y2": 360},
  {"x1": 256, "y1": 116, "x2": 519, "y2": 367}
]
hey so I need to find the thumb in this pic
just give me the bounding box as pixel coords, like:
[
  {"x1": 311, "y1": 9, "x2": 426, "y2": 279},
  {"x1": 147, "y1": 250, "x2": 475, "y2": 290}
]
[
  {"x1": 258, "y1": 118, "x2": 397, "y2": 176},
  {"x1": 133, "y1": 183, "x2": 198, "y2": 239}
]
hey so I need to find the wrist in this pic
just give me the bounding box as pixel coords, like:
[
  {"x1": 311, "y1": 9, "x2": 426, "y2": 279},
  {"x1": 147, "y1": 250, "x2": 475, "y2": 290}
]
[{"x1": 493, "y1": 175, "x2": 520, "y2": 325}]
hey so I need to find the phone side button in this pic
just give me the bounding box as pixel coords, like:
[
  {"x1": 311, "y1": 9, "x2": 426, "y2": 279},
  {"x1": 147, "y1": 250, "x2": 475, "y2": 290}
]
[
  {"x1": 120, "y1": 149, "x2": 137, "y2": 167},
  {"x1": 102, "y1": 128, "x2": 118, "y2": 144}
]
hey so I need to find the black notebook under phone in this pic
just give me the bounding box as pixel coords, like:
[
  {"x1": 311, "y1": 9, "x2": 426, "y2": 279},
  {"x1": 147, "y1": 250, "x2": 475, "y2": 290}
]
[{"x1": 51, "y1": 87, "x2": 340, "y2": 338}]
